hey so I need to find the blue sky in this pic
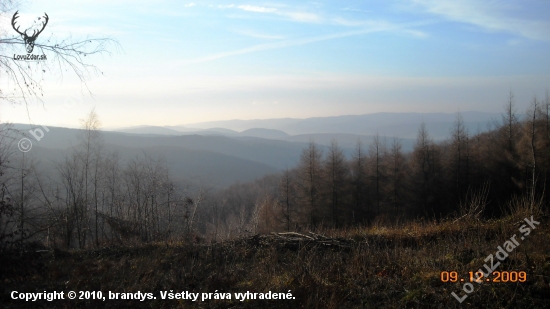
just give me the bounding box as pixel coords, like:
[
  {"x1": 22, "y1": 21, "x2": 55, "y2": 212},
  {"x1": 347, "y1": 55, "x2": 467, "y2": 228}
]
[{"x1": 1, "y1": 0, "x2": 550, "y2": 128}]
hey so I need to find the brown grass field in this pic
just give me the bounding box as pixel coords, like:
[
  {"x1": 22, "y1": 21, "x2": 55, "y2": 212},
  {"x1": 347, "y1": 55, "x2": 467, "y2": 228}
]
[{"x1": 1, "y1": 206, "x2": 549, "y2": 308}]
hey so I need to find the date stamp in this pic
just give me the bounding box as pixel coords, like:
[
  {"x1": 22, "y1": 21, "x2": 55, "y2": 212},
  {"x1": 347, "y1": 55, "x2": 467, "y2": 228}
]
[
  {"x1": 450, "y1": 215, "x2": 539, "y2": 303},
  {"x1": 441, "y1": 271, "x2": 526, "y2": 283}
]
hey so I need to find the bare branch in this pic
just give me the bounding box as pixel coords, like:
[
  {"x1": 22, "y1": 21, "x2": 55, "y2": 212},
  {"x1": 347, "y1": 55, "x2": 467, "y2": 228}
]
[{"x1": 1, "y1": 8, "x2": 121, "y2": 110}]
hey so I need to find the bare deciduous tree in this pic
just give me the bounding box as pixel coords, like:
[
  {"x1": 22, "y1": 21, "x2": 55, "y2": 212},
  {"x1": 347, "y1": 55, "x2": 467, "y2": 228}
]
[
  {"x1": 278, "y1": 169, "x2": 295, "y2": 231},
  {"x1": 350, "y1": 140, "x2": 367, "y2": 223},
  {"x1": 388, "y1": 137, "x2": 405, "y2": 217},
  {"x1": 0, "y1": 1, "x2": 120, "y2": 107},
  {"x1": 297, "y1": 141, "x2": 323, "y2": 227},
  {"x1": 323, "y1": 140, "x2": 346, "y2": 227},
  {"x1": 368, "y1": 133, "x2": 386, "y2": 216}
]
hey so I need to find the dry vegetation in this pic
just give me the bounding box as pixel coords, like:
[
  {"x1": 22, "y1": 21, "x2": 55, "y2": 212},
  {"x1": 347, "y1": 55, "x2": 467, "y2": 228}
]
[
  {"x1": 2, "y1": 92, "x2": 550, "y2": 308},
  {"x1": 1, "y1": 204, "x2": 548, "y2": 309}
]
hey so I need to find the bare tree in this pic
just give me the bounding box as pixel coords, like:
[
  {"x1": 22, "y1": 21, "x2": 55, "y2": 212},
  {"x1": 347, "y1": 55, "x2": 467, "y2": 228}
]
[
  {"x1": 323, "y1": 140, "x2": 347, "y2": 227},
  {"x1": 296, "y1": 141, "x2": 323, "y2": 227},
  {"x1": 0, "y1": 123, "x2": 42, "y2": 246},
  {"x1": 411, "y1": 123, "x2": 442, "y2": 216},
  {"x1": 368, "y1": 133, "x2": 386, "y2": 216},
  {"x1": 350, "y1": 140, "x2": 367, "y2": 223},
  {"x1": 78, "y1": 108, "x2": 103, "y2": 247},
  {"x1": 184, "y1": 190, "x2": 204, "y2": 237},
  {"x1": 278, "y1": 169, "x2": 295, "y2": 231},
  {"x1": 501, "y1": 91, "x2": 520, "y2": 193},
  {"x1": 449, "y1": 112, "x2": 470, "y2": 202},
  {"x1": 523, "y1": 97, "x2": 540, "y2": 199},
  {"x1": 208, "y1": 197, "x2": 225, "y2": 241},
  {"x1": 0, "y1": 122, "x2": 18, "y2": 250},
  {"x1": 388, "y1": 137, "x2": 405, "y2": 217},
  {"x1": 542, "y1": 91, "x2": 550, "y2": 207},
  {"x1": 0, "y1": 2, "x2": 120, "y2": 107},
  {"x1": 56, "y1": 151, "x2": 86, "y2": 248},
  {"x1": 101, "y1": 151, "x2": 122, "y2": 240}
]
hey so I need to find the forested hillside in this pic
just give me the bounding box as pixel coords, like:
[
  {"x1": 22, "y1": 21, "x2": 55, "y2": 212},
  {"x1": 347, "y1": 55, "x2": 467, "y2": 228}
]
[
  {"x1": 196, "y1": 93, "x2": 550, "y2": 239},
  {"x1": 0, "y1": 92, "x2": 548, "y2": 247},
  {"x1": 1, "y1": 0, "x2": 548, "y2": 307},
  {"x1": 2, "y1": 95, "x2": 549, "y2": 308}
]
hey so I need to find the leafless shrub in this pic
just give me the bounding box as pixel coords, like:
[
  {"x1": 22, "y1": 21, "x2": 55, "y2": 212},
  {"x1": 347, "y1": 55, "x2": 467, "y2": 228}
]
[{"x1": 454, "y1": 182, "x2": 489, "y2": 223}]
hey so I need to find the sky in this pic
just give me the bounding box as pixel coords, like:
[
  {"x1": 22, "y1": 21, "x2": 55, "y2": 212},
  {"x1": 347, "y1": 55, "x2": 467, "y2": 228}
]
[{"x1": 1, "y1": 0, "x2": 550, "y2": 128}]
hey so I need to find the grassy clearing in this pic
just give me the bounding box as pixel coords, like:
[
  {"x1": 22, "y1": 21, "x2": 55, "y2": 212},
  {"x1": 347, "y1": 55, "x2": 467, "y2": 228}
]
[{"x1": 1, "y1": 210, "x2": 549, "y2": 308}]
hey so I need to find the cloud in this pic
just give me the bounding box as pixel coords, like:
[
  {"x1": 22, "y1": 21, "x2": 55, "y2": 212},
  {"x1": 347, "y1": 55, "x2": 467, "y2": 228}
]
[
  {"x1": 341, "y1": 7, "x2": 371, "y2": 13},
  {"x1": 177, "y1": 20, "x2": 427, "y2": 65},
  {"x1": 226, "y1": 4, "x2": 321, "y2": 23},
  {"x1": 411, "y1": 0, "x2": 550, "y2": 41},
  {"x1": 403, "y1": 29, "x2": 429, "y2": 38},
  {"x1": 235, "y1": 29, "x2": 284, "y2": 40},
  {"x1": 237, "y1": 5, "x2": 277, "y2": 13},
  {"x1": 177, "y1": 30, "x2": 376, "y2": 65},
  {"x1": 184, "y1": 3, "x2": 195, "y2": 7},
  {"x1": 332, "y1": 17, "x2": 431, "y2": 38},
  {"x1": 332, "y1": 18, "x2": 364, "y2": 27},
  {"x1": 332, "y1": 17, "x2": 391, "y2": 27},
  {"x1": 283, "y1": 12, "x2": 320, "y2": 23}
]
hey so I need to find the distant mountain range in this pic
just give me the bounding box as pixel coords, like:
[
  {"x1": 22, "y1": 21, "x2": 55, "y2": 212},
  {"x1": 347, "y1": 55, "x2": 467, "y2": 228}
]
[
  {"x1": 113, "y1": 111, "x2": 500, "y2": 141},
  {"x1": 179, "y1": 111, "x2": 501, "y2": 139},
  {"x1": 10, "y1": 111, "x2": 501, "y2": 189},
  {"x1": 117, "y1": 126, "x2": 291, "y2": 140},
  {"x1": 11, "y1": 125, "x2": 303, "y2": 189}
]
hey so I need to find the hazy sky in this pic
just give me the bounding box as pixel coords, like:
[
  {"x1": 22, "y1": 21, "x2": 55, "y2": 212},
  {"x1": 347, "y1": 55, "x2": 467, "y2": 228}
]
[{"x1": 1, "y1": 0, "x2": 550, "y2": 128}]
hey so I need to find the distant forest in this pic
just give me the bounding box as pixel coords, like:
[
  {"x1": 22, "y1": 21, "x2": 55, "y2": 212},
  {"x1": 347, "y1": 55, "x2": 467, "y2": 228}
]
[{"x1": 1, "y1": 91, "x2": 549, "y2": 249}]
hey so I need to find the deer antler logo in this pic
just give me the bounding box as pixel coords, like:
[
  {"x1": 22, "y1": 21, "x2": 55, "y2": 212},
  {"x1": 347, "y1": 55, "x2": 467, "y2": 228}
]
[{"x1": 11, "y1": 11, "x2": 49, "y2": 54}]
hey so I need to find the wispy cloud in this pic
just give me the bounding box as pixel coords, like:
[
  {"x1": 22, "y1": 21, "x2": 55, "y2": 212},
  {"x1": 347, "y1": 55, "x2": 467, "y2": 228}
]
[
  {"x1": 403, "y1": 29, "x2": 429, "y2": 38},
  {"x1": 282, "y1": 11, "x2": 320, "y2": 23},
  {"x1": 411, "y1": 0, "x2": 550, "y2": 41},
  {"x1": 340, "y1": 7, "x2": 371, "y2": 13},
  {"x1": 237, "y1": 5, "x2": 277, "y2": 13},
  {"x1": 332, "y1": 17, "x2": 431, "y2": 38},
  {"x1": 177, "y1": 31, "x2": 369, "y2": 65},
  {"x1": 177, "y1": 20, "x2": 427, "y2": 65},
  {"x1": 234, "y1": 29, "x2": 284, "y2": 40},
  {"x1": 332, "y1": 17, "x2": 391, "y2": 27},
  {"x1": 217, "y1": 4, "x2": 322, "y2": 23}
]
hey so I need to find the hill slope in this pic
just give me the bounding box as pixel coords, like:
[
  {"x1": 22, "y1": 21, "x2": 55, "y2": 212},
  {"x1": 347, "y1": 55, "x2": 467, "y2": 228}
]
[{"x1": 2, "y1": 211, "x2": 547, "y2": 308}]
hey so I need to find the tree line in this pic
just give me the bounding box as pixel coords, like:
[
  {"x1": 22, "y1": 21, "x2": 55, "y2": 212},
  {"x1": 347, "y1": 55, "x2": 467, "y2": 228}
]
[
  {"x1": 1, "y1": 110, "x2": 203, "y2": 250},
  {"x1": 1, "y1": 91, "x2": 549, "y2": 248},
  {"x1": 197, "y1": 91, "x2": 550, "y2": 236}
]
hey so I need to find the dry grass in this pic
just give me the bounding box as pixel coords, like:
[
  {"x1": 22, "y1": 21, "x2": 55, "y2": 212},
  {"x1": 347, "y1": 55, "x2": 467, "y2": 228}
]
[{"x1": 1, "y1": 209, "x2": 549, "y2": 308}]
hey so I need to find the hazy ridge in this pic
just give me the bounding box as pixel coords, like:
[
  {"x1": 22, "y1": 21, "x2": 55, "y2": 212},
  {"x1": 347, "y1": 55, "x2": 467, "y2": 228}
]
[{"x1": 12, "y1": 111, "x2": 498, "y2": 189}]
